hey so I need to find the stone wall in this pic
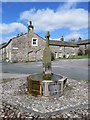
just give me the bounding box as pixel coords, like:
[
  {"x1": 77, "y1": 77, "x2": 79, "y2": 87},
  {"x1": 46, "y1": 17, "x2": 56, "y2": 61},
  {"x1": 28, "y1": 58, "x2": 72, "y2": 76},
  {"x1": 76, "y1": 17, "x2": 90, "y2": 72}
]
[
  {"x1": 11, "y1": 34, "x2": 27, "y2": 62},
  {"x1": 28, "y1": 33, "x2": 45, "y2": 62},
  {"x1": 8, "y1": 31, "x2": 46, "y2": 62},
  {"x1": 6, "y1": 41, "x2": 12, "y2": 62},
  {"x1": 0, "y1": 48, "x2": 2, "y2": 62},
  {"x1": 78, "y1": 44, "x2": 90, "y2": 55},
  {"x1": 50, "y1": 45, "x2": 60, "y2": 58},
  {"x1": 86, "y1": 44, "x2": 90, "y2": 54},
  {"x1": 78, "y1": 45, "x2": 86, "y2": 55},
  {"x1": 50, "y1": 45, "x2": 79, "y2": 58},
  {"x1": 2, "y1": 47, "x2": 6, "y2": 61}
]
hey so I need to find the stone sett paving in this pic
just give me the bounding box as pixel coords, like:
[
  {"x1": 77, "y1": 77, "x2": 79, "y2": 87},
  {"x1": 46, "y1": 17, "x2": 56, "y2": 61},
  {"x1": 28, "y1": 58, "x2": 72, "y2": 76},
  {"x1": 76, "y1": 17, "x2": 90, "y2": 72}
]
[{"x1": 0, "y1": 75, "x2": 89, "y2": 119}]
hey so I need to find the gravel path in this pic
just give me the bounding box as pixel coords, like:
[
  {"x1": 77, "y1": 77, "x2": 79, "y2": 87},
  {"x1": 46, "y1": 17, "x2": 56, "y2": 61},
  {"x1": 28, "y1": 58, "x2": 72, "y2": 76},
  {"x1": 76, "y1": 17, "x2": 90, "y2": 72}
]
[{"x1": 0, "y1": 73, "x2": 88, "y2": 119}]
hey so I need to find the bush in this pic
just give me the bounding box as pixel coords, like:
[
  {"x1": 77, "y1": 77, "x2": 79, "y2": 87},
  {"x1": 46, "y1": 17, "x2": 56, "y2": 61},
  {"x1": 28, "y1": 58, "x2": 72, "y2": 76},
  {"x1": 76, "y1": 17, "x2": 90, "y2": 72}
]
[
  {"x1": 85, "y1": 49, "x2": 90, "y2": 56},
  {"x1": 78, "y1": 49, "x2": 83, "y2": 56},
  {"x1": 63, "y1": 55, "x2": 66, "y2": 58}
]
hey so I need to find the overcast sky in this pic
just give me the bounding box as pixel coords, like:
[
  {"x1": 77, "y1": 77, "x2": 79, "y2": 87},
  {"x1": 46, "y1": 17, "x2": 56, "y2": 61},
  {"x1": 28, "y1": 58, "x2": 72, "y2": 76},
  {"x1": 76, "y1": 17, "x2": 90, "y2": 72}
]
[{"x1": 0, "y1": 1, "x2": 88, "y2": 43}]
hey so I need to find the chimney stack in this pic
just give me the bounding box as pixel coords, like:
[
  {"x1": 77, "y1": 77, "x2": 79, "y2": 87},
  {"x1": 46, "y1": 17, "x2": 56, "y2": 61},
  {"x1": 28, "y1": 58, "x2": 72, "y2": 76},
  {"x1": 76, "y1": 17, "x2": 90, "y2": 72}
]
[
  {"x1": 72, "y1": 38, "x2": 75, "y2": 42},
  {"x1": 17, "y1": 34, "x2": 20, "y2": 37},
  {"x1": 61, "y1": 36, "x2": 64, "y2": 41},
  {"x1": 78, "y1": 37, "x2": 82, "y2": 42}
]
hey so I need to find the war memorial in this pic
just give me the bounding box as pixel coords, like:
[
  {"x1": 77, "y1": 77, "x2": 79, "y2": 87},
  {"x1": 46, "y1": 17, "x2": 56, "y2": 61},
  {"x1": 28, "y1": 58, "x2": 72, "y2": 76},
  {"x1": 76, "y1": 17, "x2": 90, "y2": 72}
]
[{"x1": 27, "y1": 31, "x2": 67, "y2": 97}]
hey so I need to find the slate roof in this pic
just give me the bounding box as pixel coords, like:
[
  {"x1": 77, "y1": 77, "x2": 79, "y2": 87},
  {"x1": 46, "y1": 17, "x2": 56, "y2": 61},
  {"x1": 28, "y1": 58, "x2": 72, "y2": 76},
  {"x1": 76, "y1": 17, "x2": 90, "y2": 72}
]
[
  {"x1": 49, "y1": 39, "x2": 90, "y2": 47},
  {"x1": 0, "y1": 32, "x2": 90, "y2": 49},
  {"x1": 76, "y1": 39, "x2": 90, "y2": 45},
  {"x1": 49, "y1": 40, "x2": 78, "y2": 47}
]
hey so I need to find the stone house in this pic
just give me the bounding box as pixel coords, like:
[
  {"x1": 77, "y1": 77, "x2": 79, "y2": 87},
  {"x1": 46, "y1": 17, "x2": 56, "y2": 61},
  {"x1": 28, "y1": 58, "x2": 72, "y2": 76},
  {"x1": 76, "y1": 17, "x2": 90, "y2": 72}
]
[{"x1": 0, "y1": 21, "x2": 90, "y2": 63}]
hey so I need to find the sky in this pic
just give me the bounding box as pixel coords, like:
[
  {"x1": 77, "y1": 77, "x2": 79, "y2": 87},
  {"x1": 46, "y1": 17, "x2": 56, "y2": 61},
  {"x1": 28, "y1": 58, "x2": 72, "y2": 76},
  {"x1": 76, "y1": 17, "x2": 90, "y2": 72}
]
[{"x1": 0, "y1": 1, "x2": 89, "y2": 44}]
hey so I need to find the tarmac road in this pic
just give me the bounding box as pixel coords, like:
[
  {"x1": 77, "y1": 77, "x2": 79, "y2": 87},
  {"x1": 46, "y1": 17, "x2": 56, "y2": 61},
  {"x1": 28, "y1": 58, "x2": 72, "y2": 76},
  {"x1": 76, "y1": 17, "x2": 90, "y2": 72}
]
[{"x1": 0, "y1": 59, "x2": 89, "y2": 80}]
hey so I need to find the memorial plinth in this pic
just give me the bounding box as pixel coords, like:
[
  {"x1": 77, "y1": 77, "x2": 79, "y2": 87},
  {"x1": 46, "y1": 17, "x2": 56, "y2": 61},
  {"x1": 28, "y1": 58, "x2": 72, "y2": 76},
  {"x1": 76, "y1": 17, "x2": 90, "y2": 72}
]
[{"x1": 27, "y1": 31, "x2": 67, "y2": 97}]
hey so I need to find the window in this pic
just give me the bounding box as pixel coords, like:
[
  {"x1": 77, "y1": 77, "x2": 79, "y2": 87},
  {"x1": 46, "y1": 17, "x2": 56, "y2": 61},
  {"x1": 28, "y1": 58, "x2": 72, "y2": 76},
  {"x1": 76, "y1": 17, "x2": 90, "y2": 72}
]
[
  {"x1": 32, "y1": 38, "x2": 38, "y2": 46},
  {"x1": 33, "y1": 39, "x2": 36, "y2": 45},
  {"x1": 59, "y1": 52, "x2": 63, "y2": 58},
  {"x1": 12, "y1": 47, "x2": 19, "y2": 50},
  {"x1": 55, "y1": 52, "x2": 58, "y2": 58}
]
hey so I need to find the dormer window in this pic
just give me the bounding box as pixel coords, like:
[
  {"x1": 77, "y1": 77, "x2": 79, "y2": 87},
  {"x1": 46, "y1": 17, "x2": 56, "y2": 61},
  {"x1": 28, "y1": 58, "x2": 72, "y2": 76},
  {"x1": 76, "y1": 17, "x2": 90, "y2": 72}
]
[{"x1": 32, "y1": 38, "x2": 38, "y2": 46}]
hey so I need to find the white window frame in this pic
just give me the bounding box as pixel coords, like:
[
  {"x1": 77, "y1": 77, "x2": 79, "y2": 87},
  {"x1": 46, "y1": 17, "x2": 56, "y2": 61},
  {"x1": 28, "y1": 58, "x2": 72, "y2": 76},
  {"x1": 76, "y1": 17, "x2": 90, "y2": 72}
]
[
  {"x1": 59, "y1": 46, "x2": 62, "y2": 50},
  {"x1": 32, "y1": 38, "x2": 38, "y2": 46},
  {"x1": 12, "y1": 47, "x2": 19, "y2": 50}
]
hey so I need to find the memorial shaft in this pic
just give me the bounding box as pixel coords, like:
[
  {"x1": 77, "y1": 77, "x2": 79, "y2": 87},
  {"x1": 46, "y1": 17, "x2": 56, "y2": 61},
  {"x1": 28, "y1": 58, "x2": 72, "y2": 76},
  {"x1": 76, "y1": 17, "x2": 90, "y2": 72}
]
[{"x1": 43, "y1": 31, "x2": 51, "y2": 80}]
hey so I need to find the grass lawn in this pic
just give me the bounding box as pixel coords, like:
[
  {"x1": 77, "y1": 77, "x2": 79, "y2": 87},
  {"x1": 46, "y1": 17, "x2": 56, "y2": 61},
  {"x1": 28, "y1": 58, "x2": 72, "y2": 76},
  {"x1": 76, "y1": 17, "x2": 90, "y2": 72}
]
[
  {"x1": 71, "y1": 55, "x2": 88, "y2": 59},
  {"x1": 87, "y1": 80, "x2": 90, "y2": 83},
  {"x1": 88, "y1": 80, "x2": 90, "y2": 82}
]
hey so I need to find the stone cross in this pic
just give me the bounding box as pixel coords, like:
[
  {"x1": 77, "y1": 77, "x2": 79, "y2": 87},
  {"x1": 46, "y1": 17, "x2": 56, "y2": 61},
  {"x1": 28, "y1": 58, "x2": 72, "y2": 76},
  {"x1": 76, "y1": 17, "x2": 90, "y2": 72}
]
[
  {"x1": 28, "y1": 20, "x2": 34, "y2": 31},
  {"x1": 45, "y1": 31, "x2": 50, "y2": 47},
  {"x1": 43, "y1": 31, "x2": 51, "y2": 80}
]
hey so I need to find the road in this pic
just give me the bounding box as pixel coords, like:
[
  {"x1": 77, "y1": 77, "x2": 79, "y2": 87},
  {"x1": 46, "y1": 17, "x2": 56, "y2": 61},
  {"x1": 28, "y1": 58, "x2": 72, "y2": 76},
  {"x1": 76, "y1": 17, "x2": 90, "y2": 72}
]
[{"x1": 0, "y1": 59, "x2": 89, "y2": 80}]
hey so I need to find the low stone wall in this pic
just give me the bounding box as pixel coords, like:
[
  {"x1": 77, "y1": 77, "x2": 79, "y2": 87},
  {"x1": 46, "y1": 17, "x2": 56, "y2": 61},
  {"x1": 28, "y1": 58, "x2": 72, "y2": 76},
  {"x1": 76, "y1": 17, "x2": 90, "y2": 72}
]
[
  {"x1": 42, "y1": 77, "x2": 67, "y2": 97},
  {"x1": 27, "y1": 74, "x2": 67, "y2": 97}
]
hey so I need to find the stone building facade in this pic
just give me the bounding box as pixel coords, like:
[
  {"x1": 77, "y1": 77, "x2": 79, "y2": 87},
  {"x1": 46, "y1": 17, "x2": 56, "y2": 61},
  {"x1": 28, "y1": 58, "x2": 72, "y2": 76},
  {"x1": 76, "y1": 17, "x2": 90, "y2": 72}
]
[{"x1": 0, "y1": 21, "x2": 90, "y2": 63}]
